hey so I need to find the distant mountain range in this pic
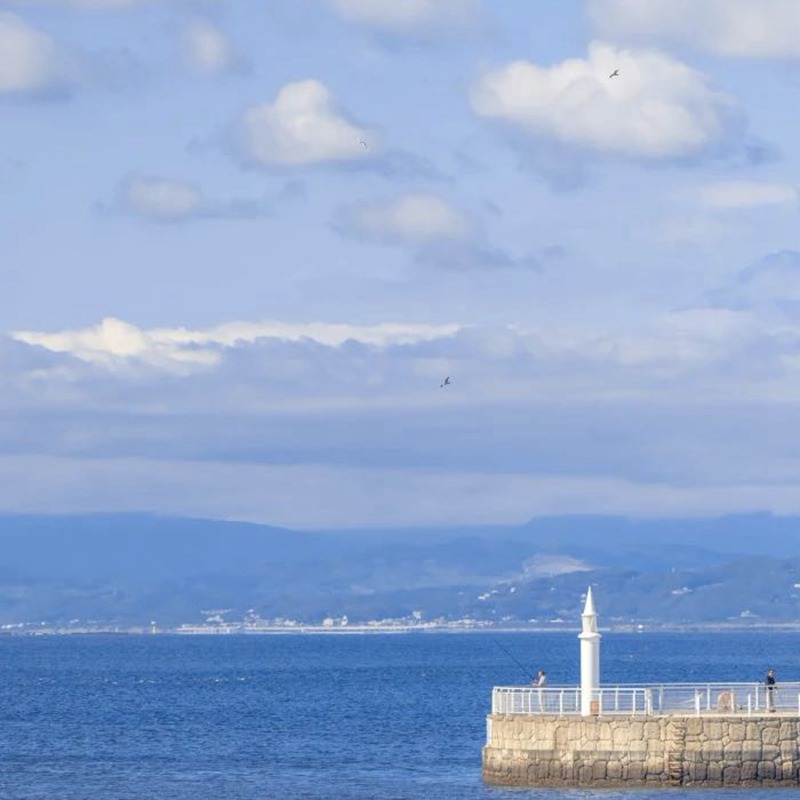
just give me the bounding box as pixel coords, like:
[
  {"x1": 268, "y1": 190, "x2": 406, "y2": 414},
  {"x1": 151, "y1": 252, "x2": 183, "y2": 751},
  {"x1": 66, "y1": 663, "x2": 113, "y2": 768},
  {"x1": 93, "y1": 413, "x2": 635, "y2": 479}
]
[{"x1": 1, "y1": 512, "x2": 800, "y2": 629}]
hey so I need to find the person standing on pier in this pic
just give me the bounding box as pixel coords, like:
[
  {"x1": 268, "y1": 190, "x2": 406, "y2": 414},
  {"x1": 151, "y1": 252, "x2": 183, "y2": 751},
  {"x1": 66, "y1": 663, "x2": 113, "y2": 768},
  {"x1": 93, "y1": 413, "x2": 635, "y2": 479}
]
[
  {"x1": 535, "y1": 669, "x2": 547, "y2": 711},
  {"x1": 766, "y1": 668, "x2": 777, "y2": 712}
]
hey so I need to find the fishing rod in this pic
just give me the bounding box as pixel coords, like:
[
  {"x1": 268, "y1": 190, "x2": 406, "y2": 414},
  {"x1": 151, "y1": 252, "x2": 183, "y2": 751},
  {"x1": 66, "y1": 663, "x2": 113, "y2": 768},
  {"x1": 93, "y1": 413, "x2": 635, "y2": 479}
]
[{"x1": 491, "y1": 637, "x2": 537, "y2": 683}]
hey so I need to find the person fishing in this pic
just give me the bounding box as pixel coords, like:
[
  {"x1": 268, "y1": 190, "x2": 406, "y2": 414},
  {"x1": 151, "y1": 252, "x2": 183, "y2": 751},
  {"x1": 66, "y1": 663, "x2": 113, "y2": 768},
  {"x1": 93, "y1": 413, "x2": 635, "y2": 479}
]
[{"x1": 766, "y1": 668, "x2": 777, "y2": 712}]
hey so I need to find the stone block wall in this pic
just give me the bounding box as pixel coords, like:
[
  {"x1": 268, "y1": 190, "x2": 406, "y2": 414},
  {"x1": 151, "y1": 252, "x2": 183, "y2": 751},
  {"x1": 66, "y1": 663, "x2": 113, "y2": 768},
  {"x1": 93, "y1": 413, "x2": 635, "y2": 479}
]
[{"x1": 482, "y1": 714, "x2": 800, "y2": 787}]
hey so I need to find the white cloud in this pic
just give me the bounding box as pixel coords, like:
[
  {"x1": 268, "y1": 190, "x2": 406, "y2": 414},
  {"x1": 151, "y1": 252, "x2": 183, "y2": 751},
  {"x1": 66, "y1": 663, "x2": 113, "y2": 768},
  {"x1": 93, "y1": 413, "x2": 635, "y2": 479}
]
[
  {"x1": 697, "y1": 181, "x2": 799, "y2": 210},
  {"x1": 234, "y1": 79, "x2": 376, "y2": 168},
  {"x1": 323, "y1": 0, "x2": 482, "y2": 35},
  {"x1": 470, "y1": 41, "x2": 739, "y2": 161},
  {"x1": 121, "y1": 176, "x2": 203, "y2": 221},
  {"x1": 8, "y1": 308, "x2": 795, "y2": 394},
  {"x1": 12, "y1": 317, "x2": 461, "y2": 373},
  {"x1": 0, "y1": 12, "x2": 73, "y2": 96},
  {"x1": 589, "y1": 0, "x2": 800, "y2": 59},
  {"x1": 337, "y1": 193, "x2": 539, "y2": 271},
  {"x1": 13, "y1": 318, "x2": 220, "y2": 373},
  {"x1": 344, "y1": 193, "x2": 470, "y2": 244},
  {"x1": 114, "y1": 175, "x2": 271, "y2": 222},
  {"x1": 181, "y1": 19, "x2": 239, "y2": 76}
]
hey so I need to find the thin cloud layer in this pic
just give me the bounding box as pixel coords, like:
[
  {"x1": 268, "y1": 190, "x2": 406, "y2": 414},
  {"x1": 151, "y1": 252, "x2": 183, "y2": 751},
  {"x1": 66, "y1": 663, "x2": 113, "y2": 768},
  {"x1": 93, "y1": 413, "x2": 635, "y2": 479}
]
[
  {"x1": 114, "y1": 176, "x2": 272, "y2": 222},
  {"x1": 322, "y1": 0, "x2": 483, "y2": 35},
  {"x1": 589, "y1": 0, "x2": 800, "y2": 59},
  {"x1": 122, "y1": 176, "x2": 203, "y2": 220},
  {"x1": 707, "y1": 251, "x2": 800, "y2": 314},
  {"x1": 233, "y1": 79, "x2": 377, "y2": 168},
  {"x1": 7, "y1": 0, "x2": 189, "y2": 8},
  {"x1": 697, "y1": 181, "x2": 799, "y2": 210},
  {"x1": 9, "y1": 454, "x2": 800, "y2": 529},
  {"x1": 470, "y1": 42, "x2": 741, "y2": 161},
  {"x1": 9, "y1": 306, "x2": 800, "y2": 524}
]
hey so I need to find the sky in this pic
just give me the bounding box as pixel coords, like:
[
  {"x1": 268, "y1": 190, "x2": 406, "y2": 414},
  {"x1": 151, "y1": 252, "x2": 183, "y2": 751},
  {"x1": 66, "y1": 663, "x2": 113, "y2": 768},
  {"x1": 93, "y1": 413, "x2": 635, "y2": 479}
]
[{"x1": 2, "y1": 0, "x2": 800, "y2": 529}]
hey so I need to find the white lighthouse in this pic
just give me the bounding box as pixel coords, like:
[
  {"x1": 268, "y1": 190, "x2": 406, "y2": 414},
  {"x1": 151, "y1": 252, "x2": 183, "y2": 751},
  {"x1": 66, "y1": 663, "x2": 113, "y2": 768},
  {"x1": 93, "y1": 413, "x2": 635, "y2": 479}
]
[{"x1": 578, "y1": 585, "x2": 601, "y2": 716}]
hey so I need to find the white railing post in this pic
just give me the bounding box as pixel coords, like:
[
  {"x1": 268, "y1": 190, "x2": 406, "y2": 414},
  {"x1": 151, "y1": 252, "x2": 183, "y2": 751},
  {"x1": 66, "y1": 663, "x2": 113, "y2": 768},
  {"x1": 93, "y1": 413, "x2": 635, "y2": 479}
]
[
  {"x1": 747, "y1": 695, "x2": 752, "y2": 716},
  {"x1": 695, "y1": 692, "x2": 701, "y2": 716},
  {"x1": 559, "y1": 690, "x2": 564, "y2": 716}
]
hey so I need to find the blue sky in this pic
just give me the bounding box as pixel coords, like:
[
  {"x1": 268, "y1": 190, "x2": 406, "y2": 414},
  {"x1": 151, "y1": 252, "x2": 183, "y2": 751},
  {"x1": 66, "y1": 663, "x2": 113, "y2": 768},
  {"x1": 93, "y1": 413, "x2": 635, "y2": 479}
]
[{"x1": 2, "y1": 0, "x2": 800, "y2": 528}]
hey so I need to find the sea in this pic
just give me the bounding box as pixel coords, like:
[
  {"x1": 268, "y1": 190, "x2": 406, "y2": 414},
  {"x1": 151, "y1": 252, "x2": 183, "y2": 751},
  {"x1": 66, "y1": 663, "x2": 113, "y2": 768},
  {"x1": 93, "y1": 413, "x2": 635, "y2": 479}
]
[{"x1": 1, "y1": 630, "x2": 799, "y2": 799}]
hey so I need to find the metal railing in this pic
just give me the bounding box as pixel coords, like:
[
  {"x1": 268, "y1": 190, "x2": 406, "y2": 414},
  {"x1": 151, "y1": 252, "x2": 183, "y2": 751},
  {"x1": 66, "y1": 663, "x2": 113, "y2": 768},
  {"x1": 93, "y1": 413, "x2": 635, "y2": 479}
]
[{"x1": 492, "y1": 682, "x2": 800, "y2": 717}]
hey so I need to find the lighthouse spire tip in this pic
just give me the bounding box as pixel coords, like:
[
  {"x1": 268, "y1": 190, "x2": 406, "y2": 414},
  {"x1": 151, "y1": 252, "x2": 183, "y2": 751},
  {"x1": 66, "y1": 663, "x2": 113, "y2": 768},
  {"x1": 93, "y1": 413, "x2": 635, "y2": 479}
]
[{"x1": 583, "y1": 586, "x2": 596, "y2": 616}]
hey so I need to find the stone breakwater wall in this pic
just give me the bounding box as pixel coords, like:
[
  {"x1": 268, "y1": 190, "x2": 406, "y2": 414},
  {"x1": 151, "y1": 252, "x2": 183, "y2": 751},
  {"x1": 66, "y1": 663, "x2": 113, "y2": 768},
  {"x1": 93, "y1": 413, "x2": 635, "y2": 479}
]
[{"x1": 483, "y1": 714, "x2": 800, "y2": 787}]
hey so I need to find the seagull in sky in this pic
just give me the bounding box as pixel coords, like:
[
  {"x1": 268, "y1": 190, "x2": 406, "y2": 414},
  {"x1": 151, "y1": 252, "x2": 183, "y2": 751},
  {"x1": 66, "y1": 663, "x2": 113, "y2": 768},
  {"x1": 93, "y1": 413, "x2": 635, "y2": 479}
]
[
  {"x1": 609, "y1": 68, "x2": 619, "y2": 79},
  {"x1": 440, "y1": 376, "x2": 451, "y2": 388},
  {"x1": 357, "y1": 137, "x2": 368, "y2": 148}
]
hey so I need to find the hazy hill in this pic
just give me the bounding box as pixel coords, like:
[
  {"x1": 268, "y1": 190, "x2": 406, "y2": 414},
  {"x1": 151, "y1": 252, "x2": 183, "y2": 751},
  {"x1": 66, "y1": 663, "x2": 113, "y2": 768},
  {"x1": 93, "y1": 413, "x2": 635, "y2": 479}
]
[{"x1": 1, "y1": 512, "x2": 799, "y2": 627}]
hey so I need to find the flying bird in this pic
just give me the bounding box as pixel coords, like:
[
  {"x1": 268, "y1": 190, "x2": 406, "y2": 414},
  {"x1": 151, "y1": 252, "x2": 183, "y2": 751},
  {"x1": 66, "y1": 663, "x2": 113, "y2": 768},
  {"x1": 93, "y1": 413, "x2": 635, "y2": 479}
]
[
  {"x1": 440, "y1": 376, "x2": 451, "y2": 388},
  {"x1": 609, "y1": 69, "x2": 619, "y2": 79},
  {"x1": 357, "y1": 137, "x2": 368, "y2": 148}
]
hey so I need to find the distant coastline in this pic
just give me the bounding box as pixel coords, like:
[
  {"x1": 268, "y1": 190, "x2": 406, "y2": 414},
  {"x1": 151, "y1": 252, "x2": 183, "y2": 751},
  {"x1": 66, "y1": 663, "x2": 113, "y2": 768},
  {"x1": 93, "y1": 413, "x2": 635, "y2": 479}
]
[{"x1": 5, "y1": 621, "x2": 800, "y2": 636}]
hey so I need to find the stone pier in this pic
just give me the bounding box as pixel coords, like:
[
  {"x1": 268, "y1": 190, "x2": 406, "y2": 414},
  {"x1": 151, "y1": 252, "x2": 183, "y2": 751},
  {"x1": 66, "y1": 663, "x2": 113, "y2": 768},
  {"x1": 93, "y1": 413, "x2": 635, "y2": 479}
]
[{"x1": 482, "y1": 714, "x2": 800, "y2": 787}]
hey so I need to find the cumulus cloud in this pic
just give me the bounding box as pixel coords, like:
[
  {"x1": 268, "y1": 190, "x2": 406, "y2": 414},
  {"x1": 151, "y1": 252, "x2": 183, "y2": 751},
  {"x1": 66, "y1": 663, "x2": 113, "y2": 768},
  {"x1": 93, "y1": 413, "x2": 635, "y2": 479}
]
[
  {"x1": 322, "y1": 0, "x2": 483, "y2": 36},
  {"x1": 589, "y1": 0, "x2": 800, "y2": 59},
  {"x1": 113, "y1": 175, "x2": 272, "y2": 222},
  {"x1": 336, "y1": 193, "x2": 539, "y2": 271},
  {"x1": 232, "y1": 79, "x2": 377, "y2": 169},
  {"x1": 180, "y1": 19, "x2": 243, "y2": 77},
  {"x1": 470, "y1": 41, "x2": 741, "y2": 163},
  {"x1": 697, "y1": 181, "x2": 799, "y2": 210},
  {"x1": 0, "y1": 12, "x2": 75, "y2": 97},
  {"x1": 342, "y1": 193, "x2": 470, "y2": 245}
]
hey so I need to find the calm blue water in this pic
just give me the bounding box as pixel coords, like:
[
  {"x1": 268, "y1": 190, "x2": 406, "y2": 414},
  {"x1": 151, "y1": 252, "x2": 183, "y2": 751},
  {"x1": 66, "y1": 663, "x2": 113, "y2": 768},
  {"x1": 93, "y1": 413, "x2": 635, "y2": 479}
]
[{"x1": 1, "y1": 631, "x2": 799, "y2": 799}]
